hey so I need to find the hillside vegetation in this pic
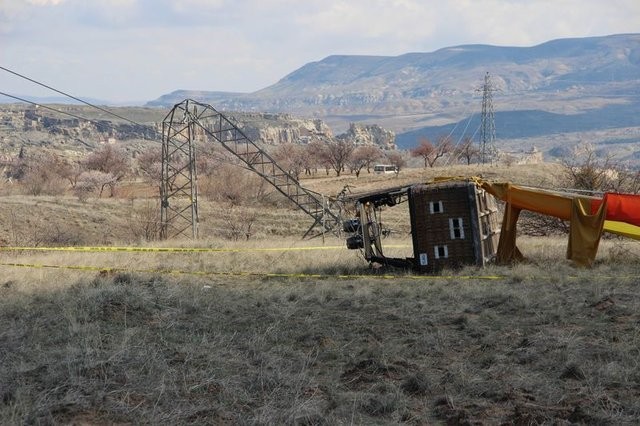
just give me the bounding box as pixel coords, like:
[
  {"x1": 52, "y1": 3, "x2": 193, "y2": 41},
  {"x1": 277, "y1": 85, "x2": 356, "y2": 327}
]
[
  {"x1": 0, "y1": 162, "x2": 562, "y2": 246},
  {"x1": 2, "y1": 239, "x2": 640, "y2": 424},
  {"x1": 2, "y1": 162, "x2": 640, "y2": 424}
]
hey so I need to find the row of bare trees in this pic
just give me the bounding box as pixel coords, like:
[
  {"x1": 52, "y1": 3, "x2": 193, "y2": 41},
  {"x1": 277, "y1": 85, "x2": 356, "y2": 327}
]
[
  {"x1": 4, "y1": 145, "x2": 131, "y2": 199},
  {"x1": 135, "y1": 139, "x2": 406, "y2": 187},
  {"x1": 1, "y1": 139, "x2": 409, "y2": 201},
  {"x1": 560, "y1": 144, "x2": 640, "y2": 194},
  {"x1": 271, "y1": 141, "x2": 405, "y2": 179},
  {"x1": 410, "y1": 136, "x2": 480, "y2": 168}
]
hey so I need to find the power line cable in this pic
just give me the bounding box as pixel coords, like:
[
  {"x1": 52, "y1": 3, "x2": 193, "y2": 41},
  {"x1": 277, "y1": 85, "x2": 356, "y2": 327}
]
[
  {"x1": 0, "y1": 90, "x2": 162, "y2": 144},
  {"x1": 0, "y1": 91, "x2": 99, "y2": 123},
  {"x1": 0, "y1": 65, "x2": 145, "y2": 127},
  {"x1": 0, "y1": 65, "x2": 162, "y2": 144}
]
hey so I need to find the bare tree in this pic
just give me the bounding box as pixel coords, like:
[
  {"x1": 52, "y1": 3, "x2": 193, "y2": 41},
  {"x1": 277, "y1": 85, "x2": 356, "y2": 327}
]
[
  {"x1": 347, "y1": 147, "x2": 370, "y2": 178},
  {"x1": 74, "y1": 170, "x2": 116, "y2": 200},
  {"x1": 220, "y1": 204, "x2": 257, "y2": 241},
  {"x1": 306, "y1": 141, "x2": 331, "y2": 175},
  {"x1": 196, "y1": 144, "x2": 237, "y2": 178},
  {"x1": 272, "y1": 143, "x2": 307, "y2": 180},
  {"x1": 561, "y1": 144, "x2": 640, "y2": 194},
  {"x1": 610, "y1": 168, "x2": 640, "y2": 194},
  {"x1": 136, "y1": 147, "x2": 162, "y2": 184},
  {"x1": 562, "y1": 146, "x2": 613, "y2": 192},
  {"x1": 82, "y1": 145, "x2": 130, "y2": 196},
  {"x1": 18, "y1": 153, "x2": 68, "y2": 195},
  {"x1": 453, "y1": 137, "x2": 480, "y2": 165},
  {"x1": 411, "y1": 136, "x2": 452, "y2": 168},
  {"x1": 56, "y1": 160, "x2": 83, "y2": 189},
  {"x1": 356, "y1": 145, "x2": 383, "y2": 173},
  {"x1": 410, "y1": 136, "x2": 453, "y2": 167},
  {"x1": 385, "y1": 151, "x2": 406, "y2": 175},
  {"x1": 127, "y1": 200, "x2": 161, "y2": 242},
  {"x1": 199, "y1": 163, "x2": 269, "y2": 207},
  {"x1": 5, "y1": 148, "x2": 27, "y2": 181},
  {"x1": 325, "y1": 140, "x2": 355, "y2": 176},
  {"x1": 411, "y1": 137, "x2": 435, "y2": 168}
]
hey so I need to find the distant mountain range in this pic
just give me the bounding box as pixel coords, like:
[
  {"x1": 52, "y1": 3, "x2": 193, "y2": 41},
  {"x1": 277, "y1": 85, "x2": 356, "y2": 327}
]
[{"x1": 148, "y1": 33, "x2": 640, "y2": 156}]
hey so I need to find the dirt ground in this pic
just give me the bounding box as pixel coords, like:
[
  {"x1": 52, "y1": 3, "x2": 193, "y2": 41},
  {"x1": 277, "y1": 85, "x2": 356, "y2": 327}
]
[
  {"x1": 1, "y1": 236, "x2": 639, "y2": 424},
  {"x1": 1, "y1": 162, "x2": 639, "y2": 424}
]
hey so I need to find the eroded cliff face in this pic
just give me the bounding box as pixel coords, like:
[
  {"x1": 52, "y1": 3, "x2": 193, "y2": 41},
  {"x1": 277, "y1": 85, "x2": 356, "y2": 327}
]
[
  {"x1": 234, "y1": 114, "x2": 398, "y2": 150},
  {"x1": 0, "y1": 105, "x2": 162, "y2": 156},
  {"x1": 0, "y1": 105, "x2": 396, "y2": 160},
  {"x1": 337, "y1": 123, "x2": 396, "y2": 150},
  {"x1": 230, "y1": 113, "x2": 334, "y2": 145}
]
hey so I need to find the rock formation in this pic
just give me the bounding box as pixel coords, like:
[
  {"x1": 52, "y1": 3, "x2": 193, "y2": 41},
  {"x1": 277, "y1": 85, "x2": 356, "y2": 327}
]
[
  {"x1": 0, "y1": 105, "x2": 396, "y2": 161},
  {"x1": 336, "y1": 123, "x2": 396, "y2": 150}
]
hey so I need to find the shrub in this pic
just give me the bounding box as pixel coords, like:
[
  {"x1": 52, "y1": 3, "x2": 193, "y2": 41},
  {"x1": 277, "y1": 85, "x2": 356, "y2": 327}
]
[{"x1": 126, "y1": 200, "x2": 161, "y2": 242}]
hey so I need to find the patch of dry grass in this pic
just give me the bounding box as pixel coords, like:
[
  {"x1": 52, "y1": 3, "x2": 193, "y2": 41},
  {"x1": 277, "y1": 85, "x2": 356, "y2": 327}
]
[
  {"x1": 300, "y1": 162, "x2": 564, "y2": 196},
  {"x1": 1, "y1": 237, "x2": 640, "y2": 424},
  {"x1": 0, "y1": 161, "x2": 562, "y2": 246},
  {"x1": 1, "y1": 163, "x2": 640, "y2": 423}
]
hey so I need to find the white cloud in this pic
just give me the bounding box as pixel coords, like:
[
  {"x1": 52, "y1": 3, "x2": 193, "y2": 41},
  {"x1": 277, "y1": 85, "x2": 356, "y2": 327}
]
[
  {"x1": 26, "y1": 0, "x2": 67, "y2": 5},
  {"x1": 444, "y1": 0, "x2": 640, "y2": 47},
  {"x1": 170, "y1": 0, "x2": 225, "y2": 13},
  {"x1": 1, "y1": 0, "x2": 638, "y2": 101},
  {"x1": 301, "y1": 0, "x2": 429, "y2": 36}
]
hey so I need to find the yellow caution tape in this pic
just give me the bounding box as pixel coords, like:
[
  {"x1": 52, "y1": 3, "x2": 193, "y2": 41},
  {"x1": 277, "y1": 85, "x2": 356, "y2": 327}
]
[
  {"x1": 3, "y1": 262, "x2": 631, "y2": 281},
  {"x1": 0, "y1": 244, "x2": 410, "y2": 253},
  {"x1": 0, "y1": 261, "x2": 505, "y2": 280}
]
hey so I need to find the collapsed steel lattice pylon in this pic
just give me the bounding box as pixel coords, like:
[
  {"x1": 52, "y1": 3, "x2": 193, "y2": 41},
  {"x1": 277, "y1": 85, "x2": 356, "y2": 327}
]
[{"x1": 160, "y1": 99, "x2": 342, "y2": 240}]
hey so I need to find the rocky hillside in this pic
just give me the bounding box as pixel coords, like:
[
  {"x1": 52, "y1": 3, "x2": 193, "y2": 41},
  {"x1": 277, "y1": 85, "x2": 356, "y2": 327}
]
[
  {"x1": 0, "y1": 105, "x2": 165, "y2": 158},
  {"x1": 228, "y1": 112, "x2": 333, "y2": 146},
  {"x1": 149, "y1": 34, "x2": 639, "y2": 125},
  {"x1": 0, "y1": 104, "x2": 395, "y2": 162},
  {"x1": 147, "y1": 33, "x2": 640, "y2": 161},
  {"x1": 337, "y1": 123, "x2": 396, "y2": 150}
]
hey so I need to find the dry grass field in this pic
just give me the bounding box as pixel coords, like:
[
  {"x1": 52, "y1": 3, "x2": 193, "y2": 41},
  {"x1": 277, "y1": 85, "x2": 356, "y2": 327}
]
[{"x1": 1, "y1": 163, "x2": 640, "y2": 424}]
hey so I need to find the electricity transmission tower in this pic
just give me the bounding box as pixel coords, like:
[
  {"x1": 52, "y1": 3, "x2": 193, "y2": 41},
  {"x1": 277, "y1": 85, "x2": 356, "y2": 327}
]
[
  {"x1": 160, "y1": 99, "x2": 342, "y2": 240},
  {"x1": 160, "y1": 102, "x2": 200, "y2": 239},
  {"x1": 479, "y1": 72, "x2": 497, "y2": 164}
]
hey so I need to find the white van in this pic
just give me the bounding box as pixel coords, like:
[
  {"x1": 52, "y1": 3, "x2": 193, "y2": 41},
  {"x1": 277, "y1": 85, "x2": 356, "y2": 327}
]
[{"x1": 374, "y1": 164, "x2": 398, "y2": 174}]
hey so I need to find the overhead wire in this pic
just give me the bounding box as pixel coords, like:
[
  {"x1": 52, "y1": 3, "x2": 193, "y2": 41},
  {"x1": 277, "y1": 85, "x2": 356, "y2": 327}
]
[
  {"x1": 444, "y1": 111, "x2": 480, "y2": 166},
  {"x1": 0, "y1": 91, "x2": 99, "y2": 123},
  {"x1": 0, "y1": 65, "x2": 161, "y2": 143},
  {"x1": 442, "y1": 90, "x2": 482, "y2": 166},
  {"x1": 441, "y1": 73, "x2": 640, "y2": 166},
  {"x1": 428, "y1": 74, "x2": 499, "y2": 166},
  {"x1": 0, "y1": 65, "x2": 147, "y2": 127}
]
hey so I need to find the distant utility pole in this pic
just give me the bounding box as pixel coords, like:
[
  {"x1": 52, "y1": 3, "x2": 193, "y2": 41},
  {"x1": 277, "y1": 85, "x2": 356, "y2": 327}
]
[{"x1": 478, "y1": 72, "x2": 497, "y2": 164}]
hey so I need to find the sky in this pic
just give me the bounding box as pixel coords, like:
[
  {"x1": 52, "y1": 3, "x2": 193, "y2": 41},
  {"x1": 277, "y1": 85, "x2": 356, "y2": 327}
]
[{"x1": 0, "y1": 0, "x2": 638, "y2": 104}]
